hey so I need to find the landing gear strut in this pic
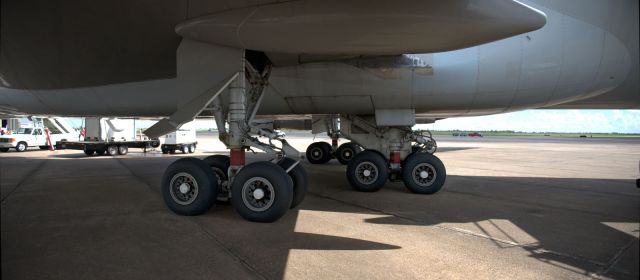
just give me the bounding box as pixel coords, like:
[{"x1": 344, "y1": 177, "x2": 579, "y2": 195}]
[
  {"x1": 159, "y1": 50, "x2": 308, "y2": 223},
  {"x1": 305, "y1": 116, "x2": 364, "y2": 165},
  {"x1": 311, "y1": 114, "x2": 446, "y2": 194}
]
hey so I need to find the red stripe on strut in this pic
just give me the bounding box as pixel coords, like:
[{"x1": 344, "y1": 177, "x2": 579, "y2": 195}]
[
  {"x1": 230, "y1": 148, "x2": 245, "y2": 166},
  {"x1": 390, "y1": 151, "x2": 401, "y2": 164}
]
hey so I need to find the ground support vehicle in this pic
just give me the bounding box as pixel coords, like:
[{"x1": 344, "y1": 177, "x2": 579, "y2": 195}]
[
  {"x1": 0, "y1": 118, "x2": 77, "y2": 152},
  {"x1": 160, "y1": 129, "x2": 198, "y2": 154},
  {"x1": 56, "y1": 139, "x2": 160, "y2": 156}
]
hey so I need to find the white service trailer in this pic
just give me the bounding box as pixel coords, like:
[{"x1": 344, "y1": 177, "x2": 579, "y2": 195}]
[{"x1": 56, "y1": 117, "x2": 160, "y2": 156}]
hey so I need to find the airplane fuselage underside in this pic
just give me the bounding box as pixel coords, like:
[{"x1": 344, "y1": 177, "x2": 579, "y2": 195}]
[{"x1": 0, "y1": 0, "x2": 637, "y2": 118}]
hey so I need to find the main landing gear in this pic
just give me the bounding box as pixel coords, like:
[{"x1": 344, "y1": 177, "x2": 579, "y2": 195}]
[
  {"x1": 307, "y1": 115, "x2": 445, "y2": 195},
  {"x1": 305, "y1": 117, "x2": 365, "y2": 165},
  {"x1": 160, "y1": 51, "x2": 308, "y2": 223}
]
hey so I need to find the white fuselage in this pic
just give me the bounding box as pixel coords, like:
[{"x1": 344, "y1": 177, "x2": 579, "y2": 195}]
[{"x1": 0, "y1": 0, "x2": 637, "y2": 119}]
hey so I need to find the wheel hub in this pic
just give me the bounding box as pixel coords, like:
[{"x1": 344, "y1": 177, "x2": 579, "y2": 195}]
[
  {"x1": 412, "y1": 163, "x2": 436, "y2": 187},
  {"x1": 312, "y1": 148, "x2": 321, "y2": 159},
  {"x1": 342, "y1": 149, "x2": 353, "y2": 159},
  {"x1": 241, "y1": 177, "x2": 275, "y2": 212},
  {"x1": 169, "y1": 172, "x2": 199, "y2": 205},
  {"x1": 355, "y1": 161, "x2": 378, "y2": 185},
  {"x1": 179, "y1": 183, "x2": 190, "y2": 194},
  {"x1": 252, "y1": 188, "x2": 265, "y2": 200}
]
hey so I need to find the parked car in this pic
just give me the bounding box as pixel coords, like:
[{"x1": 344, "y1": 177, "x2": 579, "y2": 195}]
[{"x1": 468, "y1": 132, "x2": 483, "y2": 137}]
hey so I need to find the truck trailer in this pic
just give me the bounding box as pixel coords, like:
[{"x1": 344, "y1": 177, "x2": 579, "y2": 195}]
[{"x1": 56, "y1": 118, "x2": 160, "y2": 156}]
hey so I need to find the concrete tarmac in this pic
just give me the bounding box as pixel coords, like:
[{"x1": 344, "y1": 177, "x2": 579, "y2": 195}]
[{"x1": 1, "y1": 134, "x2": 639, "y2": 280}]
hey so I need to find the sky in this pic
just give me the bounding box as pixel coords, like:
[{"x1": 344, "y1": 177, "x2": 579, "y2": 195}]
[
  {"x1": 417, "y1": 109, "x2": 640, "y2": 134},
  {"x1": 47, "y1": 109, "x2": 640, "y2": 134}
]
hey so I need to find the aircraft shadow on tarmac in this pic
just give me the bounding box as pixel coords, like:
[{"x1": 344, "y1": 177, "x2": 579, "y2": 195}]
[
  {"x1": 302, "y1": 171, "x2": 639, "y2": 280},
  {"x1": 1, "y1": 153, "x2": 638, "y2": 280}
]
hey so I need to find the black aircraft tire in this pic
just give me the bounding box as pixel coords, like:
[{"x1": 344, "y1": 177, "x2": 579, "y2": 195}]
[
  {"x1": 278, "y1": 157, "x2": 309, "y2": 209},
  {"x1": 401, "y1": 153, "x2": 446, "y2": 194},
  {"x1": 230, "y1": 161, "x2": 293, "y2": 223},
  {"x1": 161, "y1": 157, "x2": 218, "y2": 216},
  {"x1": 336, "y1": 142, "x2": 363, "y2": 165},
  {"x1": 346, "y1": 150, "x2": 389, "y2": 192},
  {"x1": 306, "y1": 142, "x2": 332, "y2": 164},
  {"x1": 203, "y1": 155, "x2": 230, "y2": 203}
]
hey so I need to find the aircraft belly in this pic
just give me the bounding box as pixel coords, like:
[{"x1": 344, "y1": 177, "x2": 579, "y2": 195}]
[{"x1": 1, "y1": 0, "x2": 636, "y2": 118}]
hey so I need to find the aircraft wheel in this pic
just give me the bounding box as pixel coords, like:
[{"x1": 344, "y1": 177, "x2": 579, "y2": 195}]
[
  {"x1": 306, "y1": 142, "x2": 332, "y2": 164},
  {"x1": 84, "y1": 149, "x2": 95, "y2": 156},
  {"x1": 203, "y1": 155, "x2": 230, "y2": 203},
  {"x1": 106, "y1": 145, "x2": 118, "y2": 156},
  {"x1": 336, "y1": 142, "x2": 363, "y2": 165},
  {"x1": 231, "y1": 161, "x2": 293, "y2": 223},
  {"x1": 16, "y1": 141, "x2": 27, "y2": 152},
  {"x1": 118, "y1": 145, "x2": 128, "y2": 155},
  {"x1": 346, "y1": 150, "x2": 388, "y2": 192},
  {"x1": 188, "y1": 144, "x2": 196, "y2": 153},
  {"x1": 278, "y1": 157, "x2": 308, "y2": 209},
  {"x1": 0, "y1": 148, "x2": 9, "y2": 152},
  {"x1": 401, "y1": 153, "x2": 446, "y2": 194},
  {"x1": 95, "y1": 148, "x2": 106, "y2": 156},
  {"x1": 181, "y1": 145, "x2": 189, "y2": 154},
  {"x1": 162, "y1": 157, "x2": 218, "y2": 215}
]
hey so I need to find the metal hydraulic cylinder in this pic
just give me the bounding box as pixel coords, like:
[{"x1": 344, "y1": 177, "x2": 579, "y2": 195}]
[{"x1": 228, "y1": 68, "x2": 246, "y2": 150}]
